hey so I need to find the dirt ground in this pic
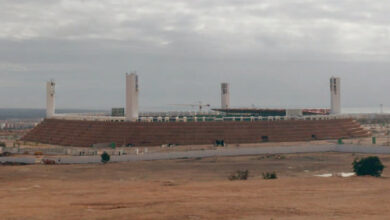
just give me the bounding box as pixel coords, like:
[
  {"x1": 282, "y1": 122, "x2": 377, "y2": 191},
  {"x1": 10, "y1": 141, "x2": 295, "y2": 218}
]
[{"x1": 1, "y1": 152, "x2": 390, "y2": 220}]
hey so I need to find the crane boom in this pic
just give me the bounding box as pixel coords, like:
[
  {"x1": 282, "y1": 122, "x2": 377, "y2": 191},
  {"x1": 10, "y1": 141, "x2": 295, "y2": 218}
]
[{"x1": 169, "y1": 102, "x2": 211, "y2": 112}]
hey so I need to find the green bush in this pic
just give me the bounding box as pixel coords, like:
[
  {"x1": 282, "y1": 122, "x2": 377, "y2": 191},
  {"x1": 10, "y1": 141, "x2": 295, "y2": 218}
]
[
  {"x1": 262, "y1": 171, "x2": 277, "y2": 180},
  {"x1": 353, "y1": 156, "x2": 384, "y2": 177},
  {"x1": 101, "y1": 152, "x2": 110, "y2": 164},
  {"x1": 228, "y1": 170, "x2": 249, "y2": 181}
]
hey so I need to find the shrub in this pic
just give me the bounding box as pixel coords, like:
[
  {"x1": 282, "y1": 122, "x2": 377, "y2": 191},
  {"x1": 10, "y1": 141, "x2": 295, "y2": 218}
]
[
  {"x1": 0, "y1": 152, "x2": 11, "y2": 157},
  {"x1": 353, "y1": 156, "x2": 384, "y2": 177},
  {"x1": 101, "y1": 151, "x2": 110, "y2": 164},
  {"x1": 42, "y1": 159, "x2": 56, "y2": 165},
  {"x1": 228, "y1": 170, "x2": 249, "y2": 181},
  {"x1": 262, "y1": 171, "x2": 277, "y2": 180},
  {"x1": 215, "y1": 140, "x2": 225, "y2": 147}
]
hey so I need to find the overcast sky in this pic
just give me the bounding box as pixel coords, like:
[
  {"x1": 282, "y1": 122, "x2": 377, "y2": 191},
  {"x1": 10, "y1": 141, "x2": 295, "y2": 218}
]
[{"x1": 1, "y1": 0, "x2": 390, "y2": 111}]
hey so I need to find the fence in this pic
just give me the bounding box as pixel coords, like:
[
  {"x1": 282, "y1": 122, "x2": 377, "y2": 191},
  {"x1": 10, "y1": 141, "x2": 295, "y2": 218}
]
[{"x1": 51, "y1": 114, "x2": 354, "y2": 122}]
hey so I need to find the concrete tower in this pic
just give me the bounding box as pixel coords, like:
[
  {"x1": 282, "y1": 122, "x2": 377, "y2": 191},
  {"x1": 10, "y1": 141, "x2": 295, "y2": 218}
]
[
  {"x1": 125, "y1": 73, "x2": 139, "y2": 121},
  {"x1": 330, "y1": 77, "x2": 341, "y2": 114},
  {"x1": 221, "y1": 82, "x2": 230, "y2": 109},
  {"x1": 46, "y1": 80, "x2": 55, "y2": 118}
]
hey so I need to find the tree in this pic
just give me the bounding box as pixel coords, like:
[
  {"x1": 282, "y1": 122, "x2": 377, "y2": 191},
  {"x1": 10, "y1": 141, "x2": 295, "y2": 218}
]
[
  {"x1": 353, "y1": 156, "x2": 384, "y2": 177},
  {"x1": 101, "y1": 152, "x2": 110, "y2": 164}
]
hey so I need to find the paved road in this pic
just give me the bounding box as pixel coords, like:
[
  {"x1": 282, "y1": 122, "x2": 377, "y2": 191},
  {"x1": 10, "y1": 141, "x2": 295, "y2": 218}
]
[{"x1": 2, "y1": 144, "x2": 390, "y2": 164}]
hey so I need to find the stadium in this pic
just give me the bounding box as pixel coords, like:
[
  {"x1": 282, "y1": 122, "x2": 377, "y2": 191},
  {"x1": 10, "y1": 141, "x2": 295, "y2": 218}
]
[{"x1": 22, "y1": 74, "x2": 369, "y2": 147}]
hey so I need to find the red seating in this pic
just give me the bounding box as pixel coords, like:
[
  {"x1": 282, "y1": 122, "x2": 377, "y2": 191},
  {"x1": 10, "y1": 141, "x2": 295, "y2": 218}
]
[{"x1": 21, "y1": 118, "x2": 370, "y2": 147}]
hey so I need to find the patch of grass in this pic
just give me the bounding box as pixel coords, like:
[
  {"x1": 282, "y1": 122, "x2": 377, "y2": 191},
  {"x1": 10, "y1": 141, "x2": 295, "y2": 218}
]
[
  {"x1": 256, "y1": 154, "x2": 286, "y2": 160},
  {"x1": 228, "y1": 170, "x2": 249, "y2": 181},
  {"x1": 262, "y1": 171, "x2": 277, "y2": 180},
  {"x1": 176, "y1": 157, "x2": 189, "y2": 160},
  {"x1": 0, "y1": 162, "x2": 27, "y2": 166}
]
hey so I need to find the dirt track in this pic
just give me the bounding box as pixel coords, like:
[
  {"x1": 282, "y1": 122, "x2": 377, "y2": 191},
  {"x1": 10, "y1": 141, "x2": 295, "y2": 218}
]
[{"x1": 1, "y1": 152, "x2": 390, "y2": 219}]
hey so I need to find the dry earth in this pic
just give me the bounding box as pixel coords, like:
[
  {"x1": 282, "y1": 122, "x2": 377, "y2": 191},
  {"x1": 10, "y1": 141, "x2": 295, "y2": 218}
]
[{"x1": 1, "y1": 152, "x2": 390, "y2": 219}]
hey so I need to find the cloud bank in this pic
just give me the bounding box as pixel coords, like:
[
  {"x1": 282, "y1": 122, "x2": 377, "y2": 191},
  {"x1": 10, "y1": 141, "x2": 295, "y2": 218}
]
[{"x1": 1, "y1": 0, "x2": 390, "y2": 110}]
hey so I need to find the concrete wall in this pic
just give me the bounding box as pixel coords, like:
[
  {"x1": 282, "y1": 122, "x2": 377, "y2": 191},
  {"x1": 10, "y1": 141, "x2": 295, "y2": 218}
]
[
  {"x1": 330, "y1": 77, "x2": 341, "y2": 114},
  {"x1": 221, "y1": 83, "x2": 230, "y2": 109},
  {"x1": 46, "y1": 80, "x2": 55, "y2": 118},
  {"x1": 0, "y1": 157, "x2": 36, "y2": 164},
  {"x1": 2, "y1": 145, "x2": 390, "y2": 164},
  {"x1": 125, "y1": 73, "x2": 139, "y2": 121}
]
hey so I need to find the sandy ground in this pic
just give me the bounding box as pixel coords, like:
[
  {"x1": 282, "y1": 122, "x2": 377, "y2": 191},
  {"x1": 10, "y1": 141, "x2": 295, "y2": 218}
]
[{"x1": 1, "y1": 152, "x2": 390, "y2": 219}]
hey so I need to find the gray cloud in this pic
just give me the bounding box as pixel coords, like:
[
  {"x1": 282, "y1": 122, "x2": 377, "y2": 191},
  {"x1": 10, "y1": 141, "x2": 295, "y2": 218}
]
[{"x1": 0, "y1": 0, "x2": 390, "y2": 111}]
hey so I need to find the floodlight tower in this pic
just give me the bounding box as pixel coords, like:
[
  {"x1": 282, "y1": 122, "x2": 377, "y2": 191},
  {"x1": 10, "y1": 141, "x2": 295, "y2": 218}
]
[
  {"x1": 330, "y1": 77, "x2": 341, "y2": 114},
  {"x1": 46, "y1": 80, "x2": 56, "y2": 118},
  {"x1": 221, "y1": 82, "x2": 230, "y2": 109},
  {"x1": 125, "y1": 73, "x2": 139, "y2": 121}
]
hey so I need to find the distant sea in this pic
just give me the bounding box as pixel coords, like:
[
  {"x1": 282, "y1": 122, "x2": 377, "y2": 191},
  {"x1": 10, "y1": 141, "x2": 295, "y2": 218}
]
[
  {"x1": 0, "y1": 108, "x2": 108, "y2": 120},
  {"x1": 342, "y1": 107, "x2": 390, "y2": 114}
]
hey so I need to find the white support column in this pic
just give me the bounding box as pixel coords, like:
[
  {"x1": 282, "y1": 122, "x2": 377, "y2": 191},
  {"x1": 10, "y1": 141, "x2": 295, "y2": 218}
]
[
  {"x1": 221, "y1": 82, "x2": 230, "y2": 109},
  {"x1": 125, "y1": 73, "x2": 139, "y2": 121},
  {"x1": 46, "y1": 80, "x2": 55, "y2": 118},
  {"x1": 330, "y1": 77, "x2": 341, "y2": 114}
]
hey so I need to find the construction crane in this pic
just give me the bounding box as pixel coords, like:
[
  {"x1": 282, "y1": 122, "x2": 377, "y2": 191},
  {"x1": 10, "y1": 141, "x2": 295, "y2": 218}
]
[{"x1": 169, "y1": 101, "x2": 211, "y2": 112}]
